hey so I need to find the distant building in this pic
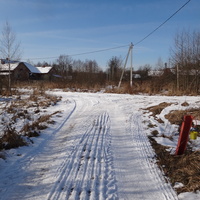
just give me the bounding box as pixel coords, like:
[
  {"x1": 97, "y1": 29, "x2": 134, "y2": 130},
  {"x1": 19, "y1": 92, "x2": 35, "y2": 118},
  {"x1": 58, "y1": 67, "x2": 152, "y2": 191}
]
[
  {"x1": 133, "y1": 74, "x2": 141, "y2": 79},
  {"x1": 0, "y1": 59, "x2": 54, "y2": 81},
  {"x1": 148, "y1": 70, "x2": 163, "y2": 77},
  {"x1": 148, "y1": 68, "x2": 174, "y2": 77},
  {"x1": 31, "y1": 65, "x2": 54, "y2": 80}
]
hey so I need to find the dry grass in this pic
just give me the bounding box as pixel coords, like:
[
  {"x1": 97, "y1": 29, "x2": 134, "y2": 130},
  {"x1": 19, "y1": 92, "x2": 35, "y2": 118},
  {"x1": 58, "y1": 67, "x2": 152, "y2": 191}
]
[
  {"x1": 145, "y1": 102, "x2": 200, "y2": 194},
  {"x1": 165, "y1": 108, "x2": 200, "y2": 125},
  {"x1": 21, "y1": 111, "x2": 60, "y2": 137},
  {"x1": 0, "y1": 89, "x2": 62, "y2": 152},
  {"x1": 0, "y1": 126, "x2": 27, "y2": 150},
  {"x1": 29, "y1": 89, "x2": 62, "y2": 108},
  {"x1": 105, "y1": 83, "x2": 137, "y2": 94},
  {"x1": 0, "y1": 153, "x2": 6, "y2": 160},
  {"x1": 146, "y1": 102, "x2": 173, "y2": 117},
  {"x1": 151, "y1": 130, "x2": 159, "y2": 136},
  {"x1": 181, "y1": 101, "x2": 189, "y2": 106},
  {"x1": 149, "y1": 136, "x2": 200, "y2": 194}
]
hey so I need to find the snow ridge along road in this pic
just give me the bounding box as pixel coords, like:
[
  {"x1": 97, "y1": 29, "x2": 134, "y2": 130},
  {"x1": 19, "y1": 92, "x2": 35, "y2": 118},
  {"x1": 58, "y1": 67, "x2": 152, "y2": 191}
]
[
  {"x1": 130, "y1": 113, "x2": 178, "y2": 200},
  {"x1": 0, "y1": 92, "x2": 181, "y2": 200}
]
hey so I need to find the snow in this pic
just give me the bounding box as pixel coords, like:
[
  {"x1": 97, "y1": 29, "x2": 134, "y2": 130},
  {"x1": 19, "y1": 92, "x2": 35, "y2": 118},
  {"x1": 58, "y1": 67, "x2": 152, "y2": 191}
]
[
  {"x1": 178, "y1": 191, "x2": 200, "y2": 200},
  {"x1": 154, "y1": 137, "x2": 177, "y2": 148},
  {"x1": 0, "y1": 91, "x2": 199, "y2": 200},
  {"x1": 36, "y1": 66, "x2": 52, "y2": 74},
  {"x1": 0, "y1": 63, "x2": 19, "y2": 71}
]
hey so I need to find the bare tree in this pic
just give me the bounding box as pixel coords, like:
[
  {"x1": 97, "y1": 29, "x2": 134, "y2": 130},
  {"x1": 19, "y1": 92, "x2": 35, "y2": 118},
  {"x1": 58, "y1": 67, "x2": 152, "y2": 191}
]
[
  {"x1": 83, "y1": 59, "x2": 101, "y2": 73},
  {"x1": 56, "y1": 54, "x2": 73, "y2": 78},
  {"x1": 0, "y1": 21, "x2": 22, "y2": 94},
  {"x1": 0, "y1": 21, "x2": 21, "y2": 60},
  {"x1": 107, "y1": 56, "x2": 122, "y2": 82},
  {"x1": 170, "y1": 30, "x2": 200, "y2": 93},
  {"x1": 72, "y1": 59, "x2": 84, "y2": 72},
  {"x1": 155, "y1": 57, "x2": 165, "y2": 69}
]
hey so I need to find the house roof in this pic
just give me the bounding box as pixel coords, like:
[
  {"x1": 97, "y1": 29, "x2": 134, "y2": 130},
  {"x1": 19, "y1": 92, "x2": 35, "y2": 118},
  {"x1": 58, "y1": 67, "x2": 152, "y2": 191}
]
[
  {"x1": 0, "y1": 62, "x2": 19, "y2": 71},
  {"x1": 36, "y1": 66, "x2": 53, "y2": 74},
  {"x1": 0, "y1": 61, "x2": 53, "y2": 74},
  {"x1": 24, "y1": 62, "x2": 40, "y2": 73}
]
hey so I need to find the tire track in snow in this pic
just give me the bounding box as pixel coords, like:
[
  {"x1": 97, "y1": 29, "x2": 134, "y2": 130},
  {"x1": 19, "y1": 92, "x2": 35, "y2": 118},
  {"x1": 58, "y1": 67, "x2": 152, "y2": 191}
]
[
  {"x1": 131, "y1": 112, "x2": 178, "y2": 200},
  {"x1": 47, "y1": 112, "x2": 118, "y2": 200}
]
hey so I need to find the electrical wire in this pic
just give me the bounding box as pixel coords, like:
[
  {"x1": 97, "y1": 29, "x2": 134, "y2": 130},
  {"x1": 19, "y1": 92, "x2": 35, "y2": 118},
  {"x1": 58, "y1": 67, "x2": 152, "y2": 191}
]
[
  {"x1": 27, "y1": 44, "x2": 129, "y2": 61},
  {"x1": 25, "y1": 0, "x2": 191, "y2": 61},
  {"x1": 134, "y1": 0, "x2": 191, "y2": 46}
]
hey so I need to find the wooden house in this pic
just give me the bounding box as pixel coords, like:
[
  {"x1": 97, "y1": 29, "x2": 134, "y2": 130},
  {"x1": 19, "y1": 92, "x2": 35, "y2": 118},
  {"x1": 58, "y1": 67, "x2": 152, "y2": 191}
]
[{"x1": 0, "y1": 59, "x2": 54, "y2": 81}]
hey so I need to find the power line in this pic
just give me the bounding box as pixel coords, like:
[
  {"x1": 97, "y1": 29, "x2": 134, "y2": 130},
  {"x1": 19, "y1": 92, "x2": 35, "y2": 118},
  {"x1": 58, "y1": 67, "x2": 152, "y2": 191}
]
[
  {"x1": 134, "y1": 0, "x2": 191, "y2": 46},
  {"x1": 25, "y1": 44, "x2": 129, "y2": 61},
  {"x1": 25, "y1": 0, "x2": 191, "y2": 61}
]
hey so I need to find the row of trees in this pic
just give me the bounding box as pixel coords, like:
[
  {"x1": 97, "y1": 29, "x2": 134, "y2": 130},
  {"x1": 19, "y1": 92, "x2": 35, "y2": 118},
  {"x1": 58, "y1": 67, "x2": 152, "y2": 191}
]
[
  {"x1": 35, "y1": 30, "x2": 200, "y2": 94},
  {"x1": 170, "y1": 30, "x2": 200, "y2": 93},
  {"x1": 0, "y1": 21, "x2": 199, "y2": 94},
  {"x1": 34, "y1": 55, "x2": 125, "y2": 87},
  {"x1": 52, "y1": 56, "x2": 106, "y2": 87},
  {"x1": 119, "y1": 30, "x2": 200, "y2": 94}
]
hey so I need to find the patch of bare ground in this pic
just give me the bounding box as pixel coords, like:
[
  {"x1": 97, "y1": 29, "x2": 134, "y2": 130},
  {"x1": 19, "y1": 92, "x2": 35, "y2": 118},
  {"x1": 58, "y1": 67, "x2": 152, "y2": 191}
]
[
  {"x1": 149, "y1": 136, "x2": 200, "y2": 194},
  {"x1": 146, "y1": 102, "x2": 173, "y2": 117}
]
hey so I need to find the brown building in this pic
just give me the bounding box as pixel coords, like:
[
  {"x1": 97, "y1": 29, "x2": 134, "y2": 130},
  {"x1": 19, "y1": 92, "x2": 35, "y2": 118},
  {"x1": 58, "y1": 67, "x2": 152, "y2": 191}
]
[{"x1": 0, "y1": 59, "x2": 53, "y2": 81}]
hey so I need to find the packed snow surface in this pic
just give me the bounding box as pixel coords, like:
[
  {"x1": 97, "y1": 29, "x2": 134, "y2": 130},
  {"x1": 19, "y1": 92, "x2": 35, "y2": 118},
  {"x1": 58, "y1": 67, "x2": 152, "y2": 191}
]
[{"x1": 0, "y1": 91, "x2": 199, "y2": 200}]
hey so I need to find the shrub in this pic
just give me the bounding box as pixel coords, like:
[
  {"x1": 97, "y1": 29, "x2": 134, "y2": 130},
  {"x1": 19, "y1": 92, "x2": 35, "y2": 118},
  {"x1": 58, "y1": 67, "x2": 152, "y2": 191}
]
[{"x1": 0, "y1": 125, "x2": 27, "y2": 150}]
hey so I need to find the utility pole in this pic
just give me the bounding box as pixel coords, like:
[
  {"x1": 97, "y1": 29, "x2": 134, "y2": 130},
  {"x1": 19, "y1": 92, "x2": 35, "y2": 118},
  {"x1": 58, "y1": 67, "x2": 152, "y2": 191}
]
[
  {"x1": 118, "y1": 43, "x2": 134, "y2": 88},
  {"x1": 177, "y1": 63, "x2": 179, "y2": 91},
  {"x1": 130, "y1": 43, "x2": 133, "y2": 87}
]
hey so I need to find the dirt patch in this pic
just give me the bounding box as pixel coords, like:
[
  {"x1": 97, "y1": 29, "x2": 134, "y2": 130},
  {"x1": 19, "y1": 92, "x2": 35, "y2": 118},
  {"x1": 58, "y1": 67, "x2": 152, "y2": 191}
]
[
  {"x1": 181, "y1": 101, "x2": 189, "y2": 106},
  {"x1": 146, "y1": 102, "x2": 173, "y2": 117},
  {"x1": 149, "y1": 136, "x2": 200, "y2": 194}
]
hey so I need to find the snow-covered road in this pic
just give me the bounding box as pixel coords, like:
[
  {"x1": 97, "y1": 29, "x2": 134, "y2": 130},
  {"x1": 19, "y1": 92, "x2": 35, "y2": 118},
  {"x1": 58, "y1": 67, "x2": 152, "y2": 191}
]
[{"x1": 1, "y1": 92, "x2": 199, "y2": 200}]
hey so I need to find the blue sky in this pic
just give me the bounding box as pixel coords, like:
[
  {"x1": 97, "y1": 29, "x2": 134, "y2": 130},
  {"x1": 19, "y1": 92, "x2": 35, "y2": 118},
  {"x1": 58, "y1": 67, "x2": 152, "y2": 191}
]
[{"x1": 0, "y1": 0, "x2": 199, "y2": 70}]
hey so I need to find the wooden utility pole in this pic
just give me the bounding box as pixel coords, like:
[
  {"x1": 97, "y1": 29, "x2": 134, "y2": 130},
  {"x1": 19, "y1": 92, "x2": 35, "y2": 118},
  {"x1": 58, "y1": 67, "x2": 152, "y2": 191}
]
[
  {"x1": 130, "y1": 43, "x2": 133, "y2": 87},
  {"x1": 118, "y1": 43, "x2": 134, "y2": 88},
  {"x1": 177, "y1": 63, "x2": 179, "y2": 91}
]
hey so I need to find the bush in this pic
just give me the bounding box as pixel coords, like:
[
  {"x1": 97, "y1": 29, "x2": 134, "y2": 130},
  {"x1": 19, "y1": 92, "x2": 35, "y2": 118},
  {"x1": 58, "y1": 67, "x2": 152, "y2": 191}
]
[{"x1": 0, "y1": 125, "x2": 27, "y2": 150}]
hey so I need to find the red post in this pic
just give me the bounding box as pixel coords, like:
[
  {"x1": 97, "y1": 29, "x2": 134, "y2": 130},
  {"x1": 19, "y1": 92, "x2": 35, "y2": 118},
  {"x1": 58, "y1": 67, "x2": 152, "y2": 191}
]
[{"x1": 175, "y1": 115, "x2": 193, "y2": 155}]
